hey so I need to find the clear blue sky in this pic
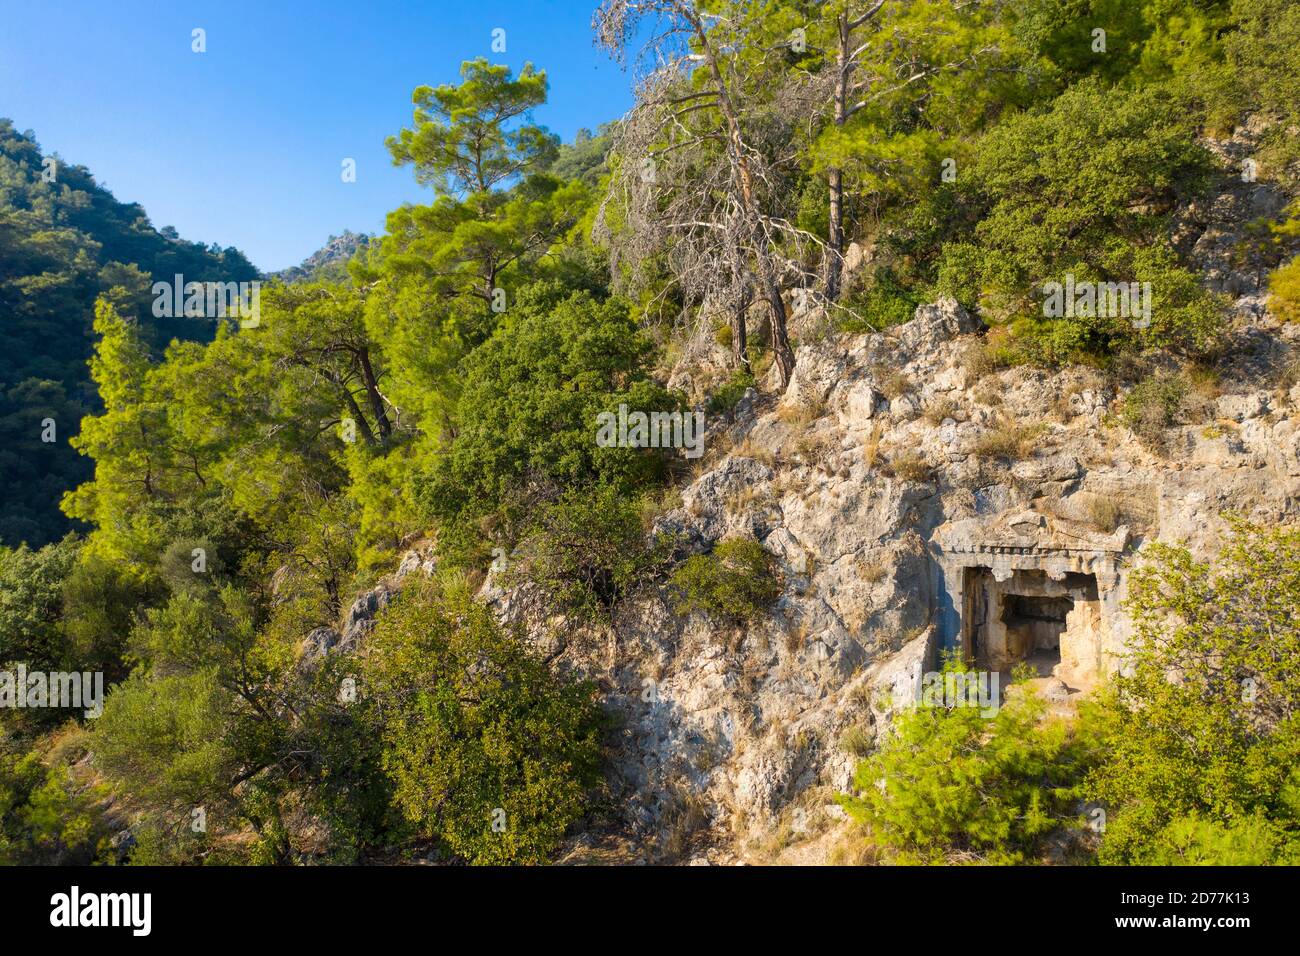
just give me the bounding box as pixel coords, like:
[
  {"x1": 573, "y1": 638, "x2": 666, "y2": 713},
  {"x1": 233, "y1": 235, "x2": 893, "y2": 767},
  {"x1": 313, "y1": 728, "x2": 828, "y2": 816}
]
[{"x1": 0, "y1": 0, "x2": 635, "y2": 271}]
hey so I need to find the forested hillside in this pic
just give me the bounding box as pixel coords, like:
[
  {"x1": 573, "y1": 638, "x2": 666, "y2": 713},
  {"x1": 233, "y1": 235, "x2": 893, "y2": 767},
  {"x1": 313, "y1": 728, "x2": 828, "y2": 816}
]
[
  {"x1": 3, "y1": 0, "x2": 1300, "y2": 866},
  {"x1": 0, "y1": 120, "x2": 258, "y2": 547}
]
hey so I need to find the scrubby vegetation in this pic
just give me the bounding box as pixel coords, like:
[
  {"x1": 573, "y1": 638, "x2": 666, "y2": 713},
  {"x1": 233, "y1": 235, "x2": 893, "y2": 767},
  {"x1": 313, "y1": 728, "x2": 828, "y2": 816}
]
[
  {"x1": 670, "y1": 537, "x2": 782, "y2": 625},
  {"x1": 840, "y1": 660, "x2": 1087, "y2": 864},
  {"x1": 837, "y1": 522, "x2": 1300, "y2": 865},
  {"x1": 2, "y1": 0, "x2": 1300, "y2": 864}
]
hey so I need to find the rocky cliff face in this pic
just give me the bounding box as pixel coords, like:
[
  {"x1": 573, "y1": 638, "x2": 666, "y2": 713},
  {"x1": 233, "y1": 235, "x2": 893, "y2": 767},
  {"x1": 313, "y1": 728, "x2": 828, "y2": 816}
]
[
  {"x1": 518, "y1": 290, "x2": 1299, "y2": 862},
  {"x1": 319, "y1": 128, "x2": 1300, "y2": 864}
]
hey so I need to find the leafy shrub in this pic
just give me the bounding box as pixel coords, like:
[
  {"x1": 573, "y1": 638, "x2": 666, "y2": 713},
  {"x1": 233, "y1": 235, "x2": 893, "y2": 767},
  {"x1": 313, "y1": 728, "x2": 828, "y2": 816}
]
[
  {"x1": 360, "y1": 577, "x2": 606, "y2": 864},
  {"x1": 1136, "y1": 812, "x2": 1300, "y2": 865},
  {"x1": 506, "y1": 485, "x2": 670, "y2": 622},
  {"x1": 1220, "y1": 0, "x2": 1300, "y2": 172},
  {"x1": 839, "y1": 662, "x2": 1089, "y2": 864},
  {"x1": 836, "y1": 272, "x2": 922, "y2": 333},
  {"x1": 0, "y1": 537, "x2": 80, "y2": 671},
  {"x1": 0, "y1": 739, "x2": 111, "y2": 864},
  {"x1": 1117, "y1": 373, "x2": 1186, "y2": 446},
  {"x1": 1083, "y1": 520, "x2": 1300, "y2": 864},
  {"x1": 670, "y1": 537, "x2": 781, "y2": 624},
  {"x1": 1269, "y1": 254, "x2": 1300, "y2": 323},
  {"x1": 413, "y1": 289, "x2": 680, "y2": 565},
  {"x1": 706, "y1": 369, "x2": 755, "y2": 416},
  {"x1": 933, "y1": 81, "x2": 1223, "y2": 362}
]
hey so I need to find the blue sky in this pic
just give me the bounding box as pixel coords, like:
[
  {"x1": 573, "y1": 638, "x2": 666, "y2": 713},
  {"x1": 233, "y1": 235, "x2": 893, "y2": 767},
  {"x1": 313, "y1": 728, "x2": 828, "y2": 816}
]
[{"x1": 0, "y1": 0, "x2": 636, "y2": 271}]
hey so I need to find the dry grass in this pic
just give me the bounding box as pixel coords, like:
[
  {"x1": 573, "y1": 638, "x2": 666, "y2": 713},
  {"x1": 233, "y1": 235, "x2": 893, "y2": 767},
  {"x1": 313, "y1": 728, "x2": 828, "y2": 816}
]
[
  {"x1": 884, "y1": 451, "x2": 932, "y2": 482},
  {"x1": 838, "y1": 723, "x2": 874, "y2": 758},
  {"x1": 726, "y1": 483, "x2": 772, "y2": 515},
  {"x1": 638, "y1": 486, "x2": 684, "y2": 531},
  {"x1": 793, "y1": 430, "x2": 836, "y2": 467},
  {"x1": 825, "y1": 830, "x2": 882, "y2": 866},
  {"x1": 856, "y1": 555, "x2": 887, "y2": 585},
  {"x1": 777, "y1": 398, "x2": 825, "y2": 427},
  {"x1": 659, "y1": 782, "x2": 711, "y2": 862},
  {"x1": 973, "y1": 381, "x2": 1004, "y2": 407},
  {"x1": 971, "y1": 420, "x2": 1046, "y2": 461},
  {"x1": 1088, "y1": 488, "x2": 1157, "y2": 533},
  {"x1": 784, "y1": 618, "x2": 812, "y2": 655},
  {"x1": 861, "y1": 421, "x2": 885, "y2": 469},
  {"x1": 1085, "y1": 494, "x2": 1123, "y2": 533},
  {"x1": 874, "y1": 368, "x2": 912, "y2": 400},
  {"x1": 922, "y1": 396, "x2": 962, "y2": 425},
  {"x1": 732, "y1": 435, "x2": 776, "y2": 468}
]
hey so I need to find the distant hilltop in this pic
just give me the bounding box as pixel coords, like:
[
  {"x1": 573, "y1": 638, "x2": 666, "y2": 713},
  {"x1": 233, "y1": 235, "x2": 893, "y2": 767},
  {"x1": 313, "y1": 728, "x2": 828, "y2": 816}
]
[{"x1": 272, "y1": 230, "x2": 372, "y2": 283}]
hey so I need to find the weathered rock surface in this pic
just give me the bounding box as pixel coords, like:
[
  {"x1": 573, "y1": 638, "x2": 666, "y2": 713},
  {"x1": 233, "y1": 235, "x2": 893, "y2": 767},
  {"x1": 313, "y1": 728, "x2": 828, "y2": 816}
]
[{"x1": 310, "y1": 128, "x2": 1300, "y2": 864}]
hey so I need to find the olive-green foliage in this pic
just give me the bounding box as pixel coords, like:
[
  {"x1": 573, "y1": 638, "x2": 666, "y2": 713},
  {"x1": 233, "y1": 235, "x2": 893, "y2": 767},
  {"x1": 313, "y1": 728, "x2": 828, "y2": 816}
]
[
  {"x1": 414, "y1": 286, "x2": 680, "y2": 563},
  {"x1": 1269, "y1": 254, "x2": 1300, "y2": 323},
  {"x1": 359, "y1": 577, "x2": 606, "y2": 864},
  {"x1": 386, "y1": 58, "x2": 556, "y2": 198},
  {"x1": 0, "y1": 735, "x2": 110, "y2": 865},
  {"x1": 1132, "y1": 811, "x2": 1300, "y2": 866},
  {"x1": 1117, "y1": 372, "x2": 1187, "y2": 447},
  {"x1": 1219, "y1": 0, "x2": 1300, "y2": 172},
  {"x1": 0, "y1": 535, "x2": 144, "y2": 703},
  {"x1": 0, "y1": 536, "x2": 80, "y2": 670},
  {"x1": 670, "y1": 537, "x2": 781, "y2": 625},
  {"x1": 1083, "y1": 520, "x2": 1300, "y2": 864},
  {"x1": 839, "y1": 662, "x2": 1089, "y2": 864},
  {"x1": 835, "y1": 276, "x2": 922, "y2": 334},
  {"x1": 706, "y1": 369, "x2": 755, "y2": 417},
  {"x1": 91, "y1": 581, "x2": 308, "y2": 864},
  {"x1": 934, "y1": 80, "x2": 1223, "y2": 361},
  {"x1": 507, "y1": 485, "x2": 669, "y2": 623}
]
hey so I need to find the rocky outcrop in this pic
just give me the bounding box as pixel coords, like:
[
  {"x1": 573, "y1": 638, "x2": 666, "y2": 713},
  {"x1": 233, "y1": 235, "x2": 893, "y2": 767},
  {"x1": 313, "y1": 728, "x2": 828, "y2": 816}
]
[
  {"x1": 310, "y1": 129, "x2": 1300, "y2": 864},
  {"x1": 485, "y1": 259, "x2": 1300, "y2": 859}
]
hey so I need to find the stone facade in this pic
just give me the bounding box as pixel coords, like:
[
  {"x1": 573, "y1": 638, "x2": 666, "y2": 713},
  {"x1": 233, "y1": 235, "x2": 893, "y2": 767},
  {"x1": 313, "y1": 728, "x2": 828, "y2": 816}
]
[{"x1": 936, "y1": 510, "x2": 1128, "y2": 686}]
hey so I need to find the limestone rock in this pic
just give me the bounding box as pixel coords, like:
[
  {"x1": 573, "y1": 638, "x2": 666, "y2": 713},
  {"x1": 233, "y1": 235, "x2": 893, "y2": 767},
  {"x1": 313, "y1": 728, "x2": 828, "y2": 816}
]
[{"x1": 301, "y1": 626, "x2": 343, "y2": 663}]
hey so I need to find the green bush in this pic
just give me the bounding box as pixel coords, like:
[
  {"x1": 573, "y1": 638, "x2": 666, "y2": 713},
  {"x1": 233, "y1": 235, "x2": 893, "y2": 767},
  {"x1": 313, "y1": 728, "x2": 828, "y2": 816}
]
[
  {"x1": 0, "y1": 739, "x2": 111, "y2": 865},
  {"x1": 706, "y1": 369, "x2": 755, "y2": 416},
  {"x1": 933, "y1": 81, "x2": 1223, "y2": 362},
  {"x1": 839, "y1": 661, "x2": 1090, "y2": 864},
  {"x1": 1117, "y1": 373, "x2": 1186, "y2": 446},
  {"x1": 836, "y1": 273, "x2": 922, "y2": 333},
  {"x1": 359, "y1": 576, "x2": 607, "y2": 864},
  {"x1": 1269, "y1": 254, "x2": 1300, "y2": 323},
  {"x1": 506, "y1": 485, "x2": 670, "y2": 622},
  {"x1": 670, "y1": 537, "x2": 781, "y2": 624},
  {"x1": 413, "y1": 288, "x2": 680, "y2": 565},
  {"x1": 1083, "y1": 520, "x2": 1300, "y2": 865}
]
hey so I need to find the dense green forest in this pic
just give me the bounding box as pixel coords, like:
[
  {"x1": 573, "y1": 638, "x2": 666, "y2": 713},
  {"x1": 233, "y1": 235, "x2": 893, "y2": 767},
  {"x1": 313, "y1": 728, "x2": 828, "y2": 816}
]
[
  {"x1": 0, "y1": 119, "x2": 258, "y2": 548},
  {"x1": 3, "y1": 0, "x2": 1300, "y2": 865}
]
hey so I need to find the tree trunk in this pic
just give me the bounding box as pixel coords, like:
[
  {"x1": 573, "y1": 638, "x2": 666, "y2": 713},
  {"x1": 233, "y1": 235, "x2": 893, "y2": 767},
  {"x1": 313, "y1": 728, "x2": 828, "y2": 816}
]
[
  {"x1": 731, "y1": 288, "x2": 750, "y2": 373},
  {"x1": 827, "y1": 165, "x2": 844, "y2": 301},
  {"x1": 690, "y1": 8, "x2": 796, "y2": 388},
  {"x1": 357, "y1": 347, "x2": 392, "y2": 439},
  {"x1": 340, "y1": 387, "x2": 377, "y2": 446},
  {"x1": 825, "y1": 12, "x2": 851, "y2": 302}
]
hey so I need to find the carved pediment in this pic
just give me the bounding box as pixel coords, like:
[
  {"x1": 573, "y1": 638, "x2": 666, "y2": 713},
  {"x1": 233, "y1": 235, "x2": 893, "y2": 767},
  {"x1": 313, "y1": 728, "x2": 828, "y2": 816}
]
[{"x1": 937, "y1": 508, "x2": 1128, "y2": 557}]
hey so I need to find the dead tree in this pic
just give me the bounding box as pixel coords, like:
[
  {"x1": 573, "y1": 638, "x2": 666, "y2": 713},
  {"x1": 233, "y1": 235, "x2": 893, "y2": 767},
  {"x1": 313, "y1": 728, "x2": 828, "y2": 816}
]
[{"x1": 595, "y1": 0, "x2": 802, "y2": 387}]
